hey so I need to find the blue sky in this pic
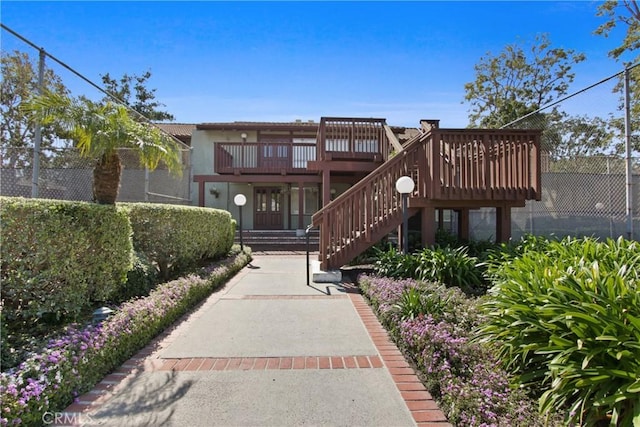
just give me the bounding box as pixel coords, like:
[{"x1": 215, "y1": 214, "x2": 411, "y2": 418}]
[{"x1": 0, "y1": 1, "x2": 632, "y2": 127}]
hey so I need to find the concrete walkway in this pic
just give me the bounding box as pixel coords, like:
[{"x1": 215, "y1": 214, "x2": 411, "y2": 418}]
[{"x1": 62, "y1": 254, "x2": 451, "y2": 427}]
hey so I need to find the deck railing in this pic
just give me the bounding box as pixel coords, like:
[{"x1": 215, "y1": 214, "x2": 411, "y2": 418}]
[
  {"x1": 215, "y1": 142, "x2": 317, "y2": 174},
  {"x1": 429, "y1": 130, "x2": 541, "y2": 201},
  {"x1": 312, "y1": 128, "x2": 541, "y2": 269},
  {"x1": 316, "y1": 117, "x2": 390, "y2": 162}
]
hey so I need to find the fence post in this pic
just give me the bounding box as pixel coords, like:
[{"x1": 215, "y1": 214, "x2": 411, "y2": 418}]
[
  {"x1": 624, "y1": 67, "x2": 634, "y2": 240},
  {"x1": 144, "y1": 167, "x2": 150, "y2": 201},
  {"x1": 31, "y1": 48, "x2": 45, "y2": 198}
]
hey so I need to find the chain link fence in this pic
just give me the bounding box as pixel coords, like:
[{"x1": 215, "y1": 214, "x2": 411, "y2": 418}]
[
  {"x1": 469, "y1": 155, "x2": 640, "y2": 241},
  {"x1": 1, "y1": 146, "x2": 192, "y2": 204},
  {"x1": 469, "y1": 65, "x2": 640, "y2": 241},
  {"x1": 2, "y1": 26, "x2": 193, "y2": 205},
  {"x1": 2, "y1": 25, "x2": 638, "y2": 240}
]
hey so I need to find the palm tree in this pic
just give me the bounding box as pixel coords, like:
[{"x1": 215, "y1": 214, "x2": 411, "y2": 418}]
[{"x1": 25, "y1": 93, "x2": 182, "y2": 204}]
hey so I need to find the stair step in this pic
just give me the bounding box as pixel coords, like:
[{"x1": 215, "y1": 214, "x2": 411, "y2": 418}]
[{"x1": 234, "y1": 230, "x2": 319, "y2": 251}]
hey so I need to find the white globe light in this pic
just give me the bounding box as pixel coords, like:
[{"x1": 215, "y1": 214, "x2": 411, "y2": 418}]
[
  {"x1": 395, "y1": 176, "x2": 415, "y2": 194},
  {"x1": 234, "y1": 194, "x2": 247, "y2": 206}
]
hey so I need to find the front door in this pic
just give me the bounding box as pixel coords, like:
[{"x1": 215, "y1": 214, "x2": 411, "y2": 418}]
[{"x1": 254, "y1": 187, "x2": 284, "y2": 229}]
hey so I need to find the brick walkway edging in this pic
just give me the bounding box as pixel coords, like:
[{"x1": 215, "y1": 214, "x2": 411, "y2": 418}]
[
  {"x1": 348, "y1": 293, "x2": 452, "y2": 427},
  {"x1": 61, "y1": 271, "x2": 452, "y2": 427}
]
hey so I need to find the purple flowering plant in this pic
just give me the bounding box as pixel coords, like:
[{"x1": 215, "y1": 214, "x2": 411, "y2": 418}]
[
  {"x1": 359, "y1": 274, "x2": 547, "y2": 426},
  {"x1": 0, "y1": 250, "x2": 250, "y2": 426}
]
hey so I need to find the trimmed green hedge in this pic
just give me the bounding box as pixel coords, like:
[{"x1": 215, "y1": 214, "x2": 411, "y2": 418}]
[
  {"x1": 0, "y1": 197, "x2": 133, "y2": 322},
  {"x1": 121, "y1": 203, "x2": 235, "y2": 278},
  {"x1": 1, "y1": 199, "x2": 236, "y2": 326}
]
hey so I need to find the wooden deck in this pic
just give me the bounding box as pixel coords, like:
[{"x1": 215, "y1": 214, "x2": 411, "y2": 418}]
[
  {"x1": 312, "y1": 125, "x2": 541, "y2": 270},
  {"x1": 213, "y1": 118, "x2": 393, "y2": 177},
  {"x1": 215, "y1": 142, "x2": 317, "y2": 175},
  {"x1": 195, "y1": 117, "x2": 541, "y2": 269}
]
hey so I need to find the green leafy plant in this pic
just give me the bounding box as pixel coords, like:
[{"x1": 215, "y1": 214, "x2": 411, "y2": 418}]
[
  {"x1": 113, "y1": 252, "x2": 160, "y2": 301},
  {"x1": 359, "y1": 274, "x2": 548, "y2": 426},
  {"x1": 478, "y1": 236, "x2": 640, "y2": 426},
  {"x1": 484, "y1": 234, "x2": 553, "y2": 271},
  {"x1": 392, "y1": 285, "x2": 462, "y2": 323},
  {"x1": 122, "y1": 203, "x2": 235, "y2": 279},
  {"x1": 372, "y1": 246, "x2": 419, "y2": 279},
  {"x1": 415, "y1": 246, "x2": 486, "y2": 294},
  {"x1": 349, "y1": 239, "x2": 394, "y2": 265},
  {"x1": 435, "y1": 227, "x2": 461, "y2": 247},
  {"x1": 393, "y1": 287, "x2": 428, "y2": 321}
]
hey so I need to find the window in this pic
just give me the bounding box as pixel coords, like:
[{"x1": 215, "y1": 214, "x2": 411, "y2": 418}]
[{"x1": 291, "y1": 187, "x2": 319, "y2": 215}]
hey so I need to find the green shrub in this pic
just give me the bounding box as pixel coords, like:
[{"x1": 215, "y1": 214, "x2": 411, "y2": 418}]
[
  {"x1": 392, "y1": 284, "x2": 477, "y2": 327},
  {"x1": 484, "y1": 234, "x2": 553, "y2": 269},
  {"x1": 113, "y1": 252, "x2": 160, "y2": 301},
  {"x1": 349, "y1": 239, "x2": 394, "y2": 265},
  {"x1": 415, "y1": 246, "x2": 486, "y2": 294},
  {"x1": 372, "y1": 247, "x2": 419, "y2": 279},
  {"x1": 393, "y1": 286, "x2": 429, "y2": 321},
  {"x1": 373, "y1": 245, "x2": 486, "y2": 295},
  {"x1": 0, "y1": 197, "x2": 132, "y2": 323},
  {"x1": 435, "y1": 227, "x2": 460, "y2": 248},
  {"x1": 121, "y1": 203, "x2": 235, "y2": 279},
  {"x1": 478, "y1": 236, "x2": 640, "y2": 426}
]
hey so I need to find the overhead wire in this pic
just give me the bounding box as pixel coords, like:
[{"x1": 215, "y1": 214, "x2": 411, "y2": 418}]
[
  {"x1": 0, "y1": 23, "x2": 189, "y2": 149},
  {"x1": 500, "y1": 61, "x2": 640, "y2": 129}
]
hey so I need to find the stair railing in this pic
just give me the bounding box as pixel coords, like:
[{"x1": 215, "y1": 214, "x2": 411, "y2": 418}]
[
  {"x1": 313, "y1": 128, "x2": 541, "y2": 269},
  {"x1": 312, "y1": 131, "x2": 427, "y2": 269}
]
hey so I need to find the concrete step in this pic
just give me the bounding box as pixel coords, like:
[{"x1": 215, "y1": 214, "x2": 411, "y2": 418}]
[{"x1": 235, "y1": 230, "x2": 319, "y2": 252}]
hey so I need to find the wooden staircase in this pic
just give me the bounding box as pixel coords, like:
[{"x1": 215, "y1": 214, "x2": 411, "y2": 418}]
[{"x1": 312, "y1": 125, "x2": 541, "y2": 270}]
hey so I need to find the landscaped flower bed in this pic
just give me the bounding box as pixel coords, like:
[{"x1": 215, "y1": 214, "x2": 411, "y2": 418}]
[
  {"x1": 359, "y1": 275, "x2": 547, "y2": 426},
  {"x1": 361, "y1": 235, "x2": 640, "y2": 426},
  {"x1": 0, "y1": 249, "x2": 251, "y2": 426}
]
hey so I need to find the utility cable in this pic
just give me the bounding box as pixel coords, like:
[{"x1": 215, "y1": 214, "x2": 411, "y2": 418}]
[
  {"x1": 500, "y1": 62, "x2": 639, "y2": 129},
  {"x1": 1, "y1": 23, "x2": 189, "y2": 149}
]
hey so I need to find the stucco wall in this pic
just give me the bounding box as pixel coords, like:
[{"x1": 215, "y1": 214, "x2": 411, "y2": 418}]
[{"x1": 191, "y1": 129, "x2": 261, "y2": 228}]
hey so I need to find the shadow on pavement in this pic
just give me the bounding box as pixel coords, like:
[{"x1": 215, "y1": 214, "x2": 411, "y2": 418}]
[{"x1": 88, "y1": 371, "x2": 193, "y2": 426}]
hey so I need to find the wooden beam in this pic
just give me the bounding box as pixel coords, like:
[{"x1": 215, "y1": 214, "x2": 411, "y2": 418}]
[
  {"x1": 307, "y1": 160, "x2": 381, "y2": 173},
  {"x1": 194, "y1": 174, "x2": 322, "y2": 183},
  {"x1": 198, "y1": 180, "x2": 205, "y2": 207},
  {"x1": 297, "y1": 183, "x2": 304, "y2": 229},
  {"x1": 384, "y1": 124, "x2": 404, "y2": 153},
  {"x1": 409, "y1": 198, "x2": 526, "y2": 209},
  {"x1": 496, "y1": 204, "x2": 512, "y2": 243},
  {"x1": 458, "y1": 208, "x2": 470, "y2": 241},
  {"x1": 421, "y1": 207, "x2": 436, "y2": 248},
  {"x1": 322, "y1": 169, "x2": 331, "y2": 207}
]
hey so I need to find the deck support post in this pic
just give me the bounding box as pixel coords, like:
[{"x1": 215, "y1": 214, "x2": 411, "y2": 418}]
[
  {"x1": 458, "y1": 208, "x2": 470, "y2": 242},
  {"x1": 421, "y1": 207, "x2": 436, "y2": 248},
  {"x1": 198, "y1": 180, "x2": 205, "y2": 207},
  {"x1": 322, "y1": 169, "x2": 331, "y2": 208},
  {"x1": 496, "y1": 205, "x2": 512, "y2": 243},
  {"x1": 297, "y1": 182, "x2": 304, "y2": 229}
]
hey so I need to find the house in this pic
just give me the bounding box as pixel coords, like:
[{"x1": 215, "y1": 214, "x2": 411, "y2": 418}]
[
  {"x1": 159, "y1": 117, "x2": 541, "y2": 269},
  {"x1": 184, "y1": 118, "x2": 418, "y2": 231}
]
